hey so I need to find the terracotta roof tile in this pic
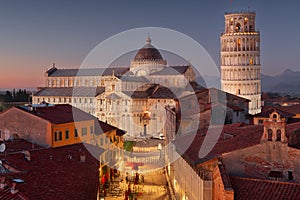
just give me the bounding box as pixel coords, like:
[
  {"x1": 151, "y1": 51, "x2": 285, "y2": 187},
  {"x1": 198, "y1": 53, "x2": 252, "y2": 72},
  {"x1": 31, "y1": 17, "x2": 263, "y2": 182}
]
[
  {"x1": 0, "y1": 187, "x2": 28, "y2": 200},
  {"x1": 230, "y1": 176, "x2": 300, "y2": 200},
  {"x1": 17, "y1": 104, "x2": 96, "y2": 124},
  {"x1": 0, "y1": 139, "x2": 42, "y2": 153},
  {"x1": 254, "y1": 107, "x2": 295, "y2": 118},
  {"x1": 173, "y1": 123, "x2": 263, "y2": 165},
  {"x1": 0, "y1": 143, "x2": 102, "y2": 200}
]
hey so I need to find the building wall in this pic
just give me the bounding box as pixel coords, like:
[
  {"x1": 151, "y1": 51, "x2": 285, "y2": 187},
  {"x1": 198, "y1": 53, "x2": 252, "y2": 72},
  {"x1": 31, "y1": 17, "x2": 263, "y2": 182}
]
[
  {"x1": 222, "y1": 142, "x2": 300, "y2": 183},
  {"x1": 0, "y1": 107, "x2": 51, "y2": 146},
  {"x1": 170, "y1": 155, "x2": 212, "y2": 200},
  {"x1": 51, "y1": 120, "x2": 95, "y2": 147},
  {"x1": 212, "y1": 165, "x2": 234, "y2": 200}
]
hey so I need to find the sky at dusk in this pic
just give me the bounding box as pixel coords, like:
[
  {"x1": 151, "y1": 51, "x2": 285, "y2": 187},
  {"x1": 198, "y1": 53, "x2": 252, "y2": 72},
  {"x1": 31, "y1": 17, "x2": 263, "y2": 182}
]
[{"x1": 0, "y1": 0, "x2": 300, "y2": 89}]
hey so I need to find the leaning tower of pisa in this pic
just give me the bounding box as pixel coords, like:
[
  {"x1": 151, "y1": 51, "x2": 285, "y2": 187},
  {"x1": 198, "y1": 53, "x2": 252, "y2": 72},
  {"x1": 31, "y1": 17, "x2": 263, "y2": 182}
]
[{"x1": 220, "y1": 11, "x2": 261, "y2": 115}]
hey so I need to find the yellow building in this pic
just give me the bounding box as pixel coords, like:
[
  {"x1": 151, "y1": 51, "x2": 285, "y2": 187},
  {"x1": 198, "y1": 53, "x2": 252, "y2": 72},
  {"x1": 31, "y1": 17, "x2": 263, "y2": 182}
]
[{"x1": 0, "y1": 103, "x2": 125, "y2": 148}]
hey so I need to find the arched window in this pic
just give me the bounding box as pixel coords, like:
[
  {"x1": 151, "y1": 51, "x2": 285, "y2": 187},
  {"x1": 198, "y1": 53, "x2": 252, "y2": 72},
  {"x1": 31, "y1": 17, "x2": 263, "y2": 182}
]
[
  {"x1": 268, "y1": 129, "x2": 273, "y2": 141},
  {"x1": 276, "y1": 130, "x2": 282, "y2": 141},
  {"x1": 235, "y1": 23, "x2": 241, "y2": 32},
  {"x1": 273, "y1": 114, "x2": 277, "y2": 119}
]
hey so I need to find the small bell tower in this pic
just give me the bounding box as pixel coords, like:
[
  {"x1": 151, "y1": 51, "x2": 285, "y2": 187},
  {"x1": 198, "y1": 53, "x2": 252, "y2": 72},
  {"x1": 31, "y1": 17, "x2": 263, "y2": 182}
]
[{"x1": 261, "y1": 111, "x2": 287, "y2": 143}]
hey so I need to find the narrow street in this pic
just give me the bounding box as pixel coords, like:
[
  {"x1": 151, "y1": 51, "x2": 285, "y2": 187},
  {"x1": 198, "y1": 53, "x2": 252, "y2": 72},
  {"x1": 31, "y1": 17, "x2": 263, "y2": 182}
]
[{"x1": 105, "y1": 168, "x2": 170, "y2": 200}]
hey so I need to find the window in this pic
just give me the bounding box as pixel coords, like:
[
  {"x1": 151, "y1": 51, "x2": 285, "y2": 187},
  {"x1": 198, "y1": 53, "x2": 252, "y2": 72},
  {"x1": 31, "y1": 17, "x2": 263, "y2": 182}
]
[
  {"x1": 100, "y1": 138, "x2": 103, "y2": 146},
  {"x1": 268, "y1": 129, "x2": 273, "y2": 141},
  {"x1": 0, "y1": 130, "x2": 2, "y2": 139},
  {"x1": 90, "y1": 126, "x2": 94, "y2": 134},
  {"x1": 273, "y1": 114, "x2": 277, "y2": 119},
  {"x1": 65, "y1": 129, "x2": 69, "y2": 140},
  {"x1": 75, "y1": 128, "x2": 78, "y2": 138},
  {"x1": 276, "y1": 130, "x2": 281, "y2": 142},
  {"x1": 288, "y1": 171, "x2": 293, "y2": 180},
  {"x1": 55, "y1": 131, "x2": 62, "y2": 141},
  {"x1": 82, "y1": 127, "x2": 87, "y2": 136},
  {"x1": 258, "y1": 119, "x2": 264, "y2": 124}
]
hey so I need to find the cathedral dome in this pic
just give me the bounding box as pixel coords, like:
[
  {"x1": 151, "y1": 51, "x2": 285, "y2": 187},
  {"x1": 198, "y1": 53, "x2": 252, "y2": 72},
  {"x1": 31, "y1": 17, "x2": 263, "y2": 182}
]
[{"x1": 134, "y1": 36, "x2": 163, "y2": 61}]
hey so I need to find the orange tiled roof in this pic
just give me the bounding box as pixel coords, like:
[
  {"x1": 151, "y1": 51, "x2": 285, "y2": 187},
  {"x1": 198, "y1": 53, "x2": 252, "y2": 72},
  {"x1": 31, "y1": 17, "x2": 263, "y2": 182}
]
[{"x1": 230, "y1": 176, "x2": 300, "y2": 200}]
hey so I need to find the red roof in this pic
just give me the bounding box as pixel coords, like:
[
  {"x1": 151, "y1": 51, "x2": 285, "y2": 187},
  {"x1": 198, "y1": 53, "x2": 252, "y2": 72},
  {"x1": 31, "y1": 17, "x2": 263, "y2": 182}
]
[
  {"x1": 97, "y1": 120, "x2": 126, "y2": 136},
  {"x1": 0, "y1": 143, "x2": 102, "y2": 200},
  {"x1": 17, "y1": 104, "x2": 96, "y2": 124},
  {"x1": 174, "y1": 123, "x2": 263, "y2": 164},
  {"x1": 277, "y1": 104, "x2": 300, "y2": 115},
  {"x1": 176, "y1": 121, "x2": 300, "y2": 165},
  {"x1": 0, "y1": 139, "x2": 42, "y2": 153},
  {"x1": 0, "y1": 187, "x2": 28, "y2": 200},
  {"x1": 254, "y1": 107, "x2": 295, "y2": 119},
  {"x1": 230, "y1": 176, "x2": 300, "y2": 200},
  {"x1": 286, "y1": 122, "x2": 300, "y2": 137}
]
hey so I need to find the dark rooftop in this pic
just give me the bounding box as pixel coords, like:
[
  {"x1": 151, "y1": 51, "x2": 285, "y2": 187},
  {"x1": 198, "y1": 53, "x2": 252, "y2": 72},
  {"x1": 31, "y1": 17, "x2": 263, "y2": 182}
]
[
  {"x1": 150, "y1": 65, "x2": 189, "y2": 75},
  {"x1": 17, "y1": 104, "x2": 96, "y2": 124},
  {"x1": 34, "y1": 87, "x2": 105, "y2": 97},
  {"x1": 0, "y1": 143, "x2": 102, "y2": 200},
  {"x1": 230, "y1": 176, "x2": 300, "y2": 200},
  {"x1": 46, "y1": 67, "x2": 130, "y2": 77}
]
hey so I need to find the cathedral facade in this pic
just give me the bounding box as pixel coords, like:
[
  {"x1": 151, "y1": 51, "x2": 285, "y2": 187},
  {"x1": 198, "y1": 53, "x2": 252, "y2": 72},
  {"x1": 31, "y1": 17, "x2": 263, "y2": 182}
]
[{"x1": 33, "y1": 37, "x2": 195, "y2": 138}]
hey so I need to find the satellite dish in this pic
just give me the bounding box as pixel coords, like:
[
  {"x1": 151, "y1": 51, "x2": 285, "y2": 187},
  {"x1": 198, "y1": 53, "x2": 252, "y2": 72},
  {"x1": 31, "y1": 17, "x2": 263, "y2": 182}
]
[{"x1": 0, "y1": 143, "x2": 6, "y2": 153}]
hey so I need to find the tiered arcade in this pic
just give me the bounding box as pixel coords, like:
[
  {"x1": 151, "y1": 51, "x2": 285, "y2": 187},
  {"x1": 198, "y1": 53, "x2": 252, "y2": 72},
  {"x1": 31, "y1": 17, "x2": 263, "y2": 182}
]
[{"x1": 221, "y1": 12, "x2": 261, "y2": 114}]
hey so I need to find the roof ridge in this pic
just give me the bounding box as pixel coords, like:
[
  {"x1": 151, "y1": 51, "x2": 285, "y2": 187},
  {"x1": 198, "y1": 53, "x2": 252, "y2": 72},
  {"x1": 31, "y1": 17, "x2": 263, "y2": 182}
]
[{"x1": 231, "y1": 176, "x2": 300, "y2": 186}]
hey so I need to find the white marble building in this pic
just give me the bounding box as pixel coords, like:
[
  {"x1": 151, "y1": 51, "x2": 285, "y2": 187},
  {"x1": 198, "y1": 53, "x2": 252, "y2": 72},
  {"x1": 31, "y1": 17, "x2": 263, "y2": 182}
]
[
  {"x1": 220, "y1": 12, "x2": 261, "y2": 114},
  {"x1": 33, "y1": 37, "x2": 195, "y2": 138}
]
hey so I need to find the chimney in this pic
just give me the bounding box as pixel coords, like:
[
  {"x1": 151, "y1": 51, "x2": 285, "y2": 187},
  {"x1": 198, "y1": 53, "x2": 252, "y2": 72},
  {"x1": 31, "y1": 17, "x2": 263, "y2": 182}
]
[
  {"x1": 10, "y1": 182, "x2": 19, "y2": 194},
  {"x1": 80, "y1": 153, "x2": 86, "y2": 163}
]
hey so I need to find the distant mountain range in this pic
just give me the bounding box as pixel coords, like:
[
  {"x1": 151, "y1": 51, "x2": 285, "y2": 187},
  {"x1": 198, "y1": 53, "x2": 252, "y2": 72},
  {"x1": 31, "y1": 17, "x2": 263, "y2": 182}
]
[
  {"x1": 199, "y1": 69, "x2": 300, "y2": 95},
  {"x1": 0, "y1": 69, "x2": 299, "y2": 95},
  {"x1": 261, "y1": 69, "x2": 300, "y2": 94}
]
